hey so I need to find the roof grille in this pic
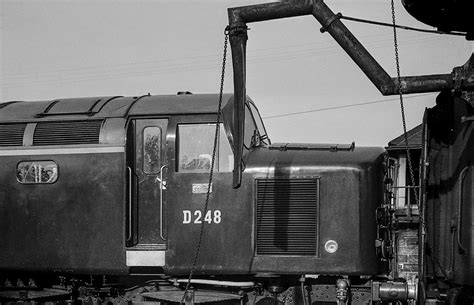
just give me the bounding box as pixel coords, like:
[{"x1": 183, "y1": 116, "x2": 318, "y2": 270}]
[
  {"x1": 33, "y1": 120, "x2": 103, "y2": 146},
  {"x1": 0, "y1": 123, "x2": 26, "y2": 146},
  {"x1": 256, "y1": 179, "x2": 319, "y2": 256}
]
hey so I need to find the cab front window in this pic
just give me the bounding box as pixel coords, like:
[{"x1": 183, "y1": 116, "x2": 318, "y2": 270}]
[
  {"x1": 177, "y1": 123, "x2": 233, "y2": 172},
  {"x1": 244, "y1": 103, "x2": 270, "y2": 149},
  {"x1": 249, "y1": 102, "x2": 269, "y2": 144}
]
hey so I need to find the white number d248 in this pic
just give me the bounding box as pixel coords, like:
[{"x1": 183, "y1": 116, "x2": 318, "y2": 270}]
[{"x1": 183, "y1": 210, "x2": 221, "y2": 224}]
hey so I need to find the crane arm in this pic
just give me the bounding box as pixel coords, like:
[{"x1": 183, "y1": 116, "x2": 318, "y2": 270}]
[{"x1": 227, "y1": 0, "x2": 474, "y2": 188}]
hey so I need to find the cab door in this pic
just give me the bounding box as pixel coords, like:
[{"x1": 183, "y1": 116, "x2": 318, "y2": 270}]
[{"x1": 126, "y1": 119, "x2": 167, "y2": 250}]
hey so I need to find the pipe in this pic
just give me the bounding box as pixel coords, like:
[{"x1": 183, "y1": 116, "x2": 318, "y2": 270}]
[
  {"x1": 228, "y1": 2, "x2": 312, "y2": 24},
  {"x1": 378, "y1": 282, "x2": 417, "y2": 300},
  {"x1": 228, "y1": 25, "x2": 248, "y2": 188},
  {"x1": 395, "y1": 74, "x2": 455, "y2": 94},
  {"x1": 176, "y1": 279, "x2": 255, "y2": 287},
  {"x1": 310, "y1": 1, "x2": 471, "y2": 95},
  {"x1": 300, "y1": 276, "x2": 308, "y2": 305},
  {"x1": 310, "y1": 1, "x2": 393, "y2": 94},
  {"x1": 227, "y1": 1, "x2": 474, "y2": 97},
  {"x1": 226, "y1": 0, "x2": 474, "y2": 187}
]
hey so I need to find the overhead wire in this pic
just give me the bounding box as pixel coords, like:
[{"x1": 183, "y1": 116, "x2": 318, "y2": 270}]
[
  {"x1": 1, "y1": 31, "x2": 404, "y2": 79},
  {"x1": 3, "y1": 9, "x2": 463, "y2": 84},
  {"x1": 2, "y1": 6, "x2": 467, "y2": 90},
  {"x1": 6, "y1": 34, "x2": 433, "y2": 80},
  {"x1": 262, "y1": 93, "x2": 436, "y2": 119},
  {"x1": 1, "y1": 35, "x2": 438, "y2": 89}
]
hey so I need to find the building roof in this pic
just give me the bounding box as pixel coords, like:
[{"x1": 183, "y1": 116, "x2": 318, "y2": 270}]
[{"x1": 386, "y1": 124, "x2": 423, "y2": 150}]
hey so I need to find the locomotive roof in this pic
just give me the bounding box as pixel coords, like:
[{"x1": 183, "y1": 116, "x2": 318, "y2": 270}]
[{"x1": 0, "y1": 93, "x2": 234, "y2": 123}]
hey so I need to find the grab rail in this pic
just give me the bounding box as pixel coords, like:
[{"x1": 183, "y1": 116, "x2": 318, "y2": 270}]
[
  {"x1": 158, "y1": 165, "x2": 168, "y2": 241},
  {"x1": 126, "y1": 166, "x2": 133, "y2": 242}
]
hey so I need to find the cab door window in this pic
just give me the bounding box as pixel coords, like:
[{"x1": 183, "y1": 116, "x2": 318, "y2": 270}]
[
  {"x1": 143, "y1": 126, "x2": 162, "y2": 174},
  {"x1": 177, "y1": 123, "x2": 232, "y2": 172}
]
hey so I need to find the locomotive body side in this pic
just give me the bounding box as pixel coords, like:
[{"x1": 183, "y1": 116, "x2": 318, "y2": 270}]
[
  {"x1": 0, "y1": 100, "x2": 128, "y2": 274},
  {"x1": 245, "y1": 145, "x2": 386, "y2": 276},
  {"x1": 165, "y1": 144, "x2": 387, "y2": 276},
  {"x1": 0, "y1": 94, "x2": 240, "y2": 277},
  {"x1": 0, "y1": 93, "x2": 392, "y2": 303},
  {"x1": 0, "y1": 143, "x2": 127, "y2": 274}
]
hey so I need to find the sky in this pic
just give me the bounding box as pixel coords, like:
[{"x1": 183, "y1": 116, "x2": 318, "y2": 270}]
[{"x1": 1, "y1": 0, "x2": 472, "y2": 146}]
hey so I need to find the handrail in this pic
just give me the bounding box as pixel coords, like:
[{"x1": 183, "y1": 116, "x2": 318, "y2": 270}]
[
  {"x1": 457, "y1": 167, "x2": 469, "y2": 253},
  {"x1": 159, "y1": 165, "x2": 168, "y2": 241},
  {"x1": 126, "y1": 166, "x2": 133, "y2": 243}
]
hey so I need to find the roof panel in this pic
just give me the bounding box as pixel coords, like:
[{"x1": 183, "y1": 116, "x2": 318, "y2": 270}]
[
  {"x1": 0, "y1": 101, "x2": 50, "y2": 122},
  {"x1": 0, "y1": 93, "x2": 234, "y2": 122},
  {"x1": 126, "y1": 93, "x2": 233, "y2": 116},
  {"x1": 45, "y1": 97, "x2": 103, "y2": 114}
]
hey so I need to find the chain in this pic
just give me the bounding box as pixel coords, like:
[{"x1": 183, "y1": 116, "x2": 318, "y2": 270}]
[
  {"x1": 181, "y1": 28, "x2": 229, "y2": 303},
  {"x1": 390, "y1": 0, "x2": 419, "y2": 208},
  {"x1": 390, "y1": 0, "x2": 449, "y2": 280}
]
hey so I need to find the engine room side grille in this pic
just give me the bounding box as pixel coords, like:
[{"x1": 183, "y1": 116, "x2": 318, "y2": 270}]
[
  {"x1": 0, "y1": 123, "x2": 26, "y2": 146},
  {"x1": 33, "y1": 120, "x2": 103, "y2": 146},
  {"x1": 256, "y1": 178, "x2": 319, "y2": 256}
]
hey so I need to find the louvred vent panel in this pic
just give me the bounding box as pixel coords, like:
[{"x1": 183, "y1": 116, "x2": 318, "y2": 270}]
[
  {"x1": 0, "y1": 124, "x2": 26, "y2": 146},
  {"x1": 33, "y1": 120, "x2": 103, "y2": 145},
  {"x1": 256, "y1": 178, "x2": 319, "y2": 255}
]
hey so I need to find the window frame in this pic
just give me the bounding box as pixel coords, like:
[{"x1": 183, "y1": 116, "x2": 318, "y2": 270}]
[
  {"x1": 176, "y1": 122, "x2": 233, "y2": 173},
  {"x1": 248, "y1": 102, "x2": 269, "y2": 143},
  {"x1": 16, "y1": 160, "x2": 59, "y2": 184},
  {"x1": 142, "y1": 126, "x2": 162, "y2": 175}
]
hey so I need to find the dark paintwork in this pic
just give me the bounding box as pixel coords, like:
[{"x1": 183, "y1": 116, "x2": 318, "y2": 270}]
[
  {"x1": 423, "y1": 91, "x2": 474, "y2": 285},
  {"x1": 245, "y1": 146, "x2": 386, "y2": 274},
  {"x1": 127, "y1": 119, "x2": 168, "y2": 248},
  {"x1": 164, "y1": 114, "x2": 255, "y2": 275},
  {"x1": 1, "y1": 93, "x2": 386, "y2": 279},
  {"x1": 0, "y1": 152, "x2": 126, "y2": 274},
  {"x1": 0, "y1": 94, "x2": 236, "y2": 276},
  {"x1": 401, "y1": 0, "x2": 473, "y2": 35},
  {"x1": 165, "y1": 142, "x2": 386, "y2": 276}
]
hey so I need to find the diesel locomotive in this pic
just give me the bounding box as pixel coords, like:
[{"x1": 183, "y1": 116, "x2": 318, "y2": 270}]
[{"x1": 0, "y1": 93, "x2": 398, "y2": 304}]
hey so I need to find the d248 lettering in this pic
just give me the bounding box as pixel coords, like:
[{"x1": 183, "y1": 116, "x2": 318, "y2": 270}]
[{"x1": 183, "y1": 210, "x2": 222, "y2": 224}]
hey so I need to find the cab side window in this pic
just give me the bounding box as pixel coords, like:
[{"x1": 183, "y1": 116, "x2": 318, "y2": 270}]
[{"x1": 177, "y1": 123, "x2": 233, "y2": 172}]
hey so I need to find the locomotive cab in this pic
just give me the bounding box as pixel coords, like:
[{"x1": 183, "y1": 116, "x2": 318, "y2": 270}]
[{"x1": 0, "y1": 94, "x2": 270, "y2": 273}]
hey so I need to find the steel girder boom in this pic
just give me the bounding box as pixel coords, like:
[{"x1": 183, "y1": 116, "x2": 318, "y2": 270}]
[{"x1": 227, "y1": 0, "x2": 474, "y2": 188}]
